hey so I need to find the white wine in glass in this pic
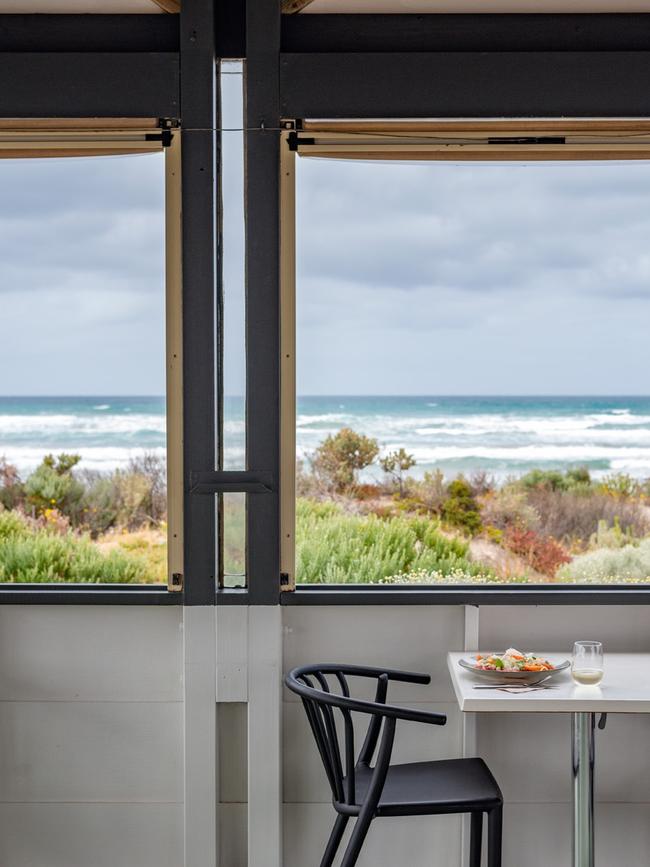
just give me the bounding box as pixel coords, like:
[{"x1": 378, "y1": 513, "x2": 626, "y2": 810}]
[{"x1": 572, "y1": 640, "x2": 604, "y2": 685}]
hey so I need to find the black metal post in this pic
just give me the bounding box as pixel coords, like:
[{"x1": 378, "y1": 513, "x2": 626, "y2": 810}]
[
  {"x1": 181, "y1": 0, "x2": 217, "y2": 605},
  {"x1": 245, "y1": 0, "x2": 282, "y2": 605}
]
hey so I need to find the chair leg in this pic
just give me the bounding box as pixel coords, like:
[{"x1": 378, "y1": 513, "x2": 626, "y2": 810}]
[
  {"x1": 320, "y1": 814, "x2": 349, "y2": 867},
  {"x1": 469, "y1": 812, "x2": 483, "y2": 867},
  {"x1": 487, "y1": 806, "x2": 503, "y2": 867},
  {"x1": 339, "y1": 811, "x2": 374, "y2": 867}
]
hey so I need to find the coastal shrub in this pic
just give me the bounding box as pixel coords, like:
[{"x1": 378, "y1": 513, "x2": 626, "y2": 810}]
[
  {"x1": 0, "y1": 510, "x2": 152, "y2": 583},
  {"x1": 441, "y1": 478, "x2": 482, "y2": 535},
  {"x1": 409, "y1": 469, "x2": 447, "y2": 514},
  {"x1": 24, "y1": 453, "x2": 84, "y2": 520},
  {"x1": 519, "y1": 466, "x2": 591, "y2": 493},
  {"x1": 127, "y1": 453, "x2": 167, "y2": 522},
  {"x1": 596, "y1": 473, "x2": 640, "y2": 499},
  {"x1": 468, "y1": 471, "x2": 496, "y2": 497},
  {"x1": 558, "y1": 538, "x2": 650, "y2": 583},
  {"x1": 311, "y1": 428, "x2": 379, "y2": 492},
  {"x1": 296, "y1": 497, "x2": 485, "y2": 584},
  {"x1": 79, "y1": 454, "x2": 167, "y2": 534},
  {"x1": 526, "y1": 488, "x2": 649, "y2": 544},
  {"x1": 380, "y1": 448, "x2": 416, "y2": 497},
  {"x1": 0, "y1": 508, "x2": 31, "y2": 541},
  {"x1": 479, "y1": 486, "x2": 539, "y2": 532},
  {"x1": 519, "y1": 469, "x2": 568, "y2": 491},
  {"x1": 78, "y1": 473, "x2": 120, "y2": 536},
  {"x1": 503, "y1": 525, "x2": 571, "y2": 576},
  {"x1": 589, "y1": 518, "x2": 638, "y2": 550},
  {"x1": 0, "y1": 458, "x2": 23, "y2": 511}
]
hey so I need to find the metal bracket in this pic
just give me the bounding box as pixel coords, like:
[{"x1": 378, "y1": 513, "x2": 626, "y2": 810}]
[
  {"x1": 168, "y1": 572, "x2": 184, "y2": 592},
  {"x1": 189, "y1": 470, "x2": 275, "y2": 495}
]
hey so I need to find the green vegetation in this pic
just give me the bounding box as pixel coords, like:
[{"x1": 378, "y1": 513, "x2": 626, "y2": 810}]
[
  {"x1": 0, "y1": 452, "x2": 168, "y2": 583},
  {"x1": 558, "y1": 539, "x2": 650, "y2": 584},
  {"x1": 380, "y1": 448, "x2": 416, "y2": 497},
  {"x1": 311, "y1": 427, "x2": 379, "y2": 492},
  {"x1": 4, "y1": 436, "x2": 650, "y2": 585},
  {"x1": 441, "y1": 478, "x2": 483, "y2": 535},
  {"x1": 0, "y1": 509, "x2": 157, "y2": 583},
  {"x1": 296, "y1": 498, "x2": 488, "y2": 584}
]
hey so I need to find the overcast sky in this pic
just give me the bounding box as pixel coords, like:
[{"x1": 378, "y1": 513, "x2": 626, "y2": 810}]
[
  {"x1": 297, "y1": 157, "x2": 650, "y2": 395},
  {"x1": 0, "y1": 152, "x2": 165, "y2": 395},
  {"x1": 2, "y1": 143, "x2": 650, "y2": 396}
]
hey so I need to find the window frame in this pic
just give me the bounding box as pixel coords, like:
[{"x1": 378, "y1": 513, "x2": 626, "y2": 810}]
[
  {"x1": 0, "y1": 123, "x2": 180, "y2": 604},
  {"x1": 280, "y1": 119, "x2": 650, "y2": 605}
]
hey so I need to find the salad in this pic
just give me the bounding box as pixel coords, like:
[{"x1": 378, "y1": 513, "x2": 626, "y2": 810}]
[{"x1": 473, "y1": 648, "x2": 556, "y2": 672}]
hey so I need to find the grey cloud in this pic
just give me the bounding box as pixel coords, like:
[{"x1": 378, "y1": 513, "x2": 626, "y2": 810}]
[{"x1": 296, "y1": 158, "x2": 650, "y2": 394}]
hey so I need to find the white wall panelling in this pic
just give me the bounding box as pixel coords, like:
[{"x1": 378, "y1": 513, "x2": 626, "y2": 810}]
[
  {"x1": 0, "y1": 605, "x2": 183, "y2": 867},
  {"x1": 183, "y1": 605, "x2": 217, "y2": 867},
  {"x1": 248, "y1": 606, "x2": 283, "y2": 867}
]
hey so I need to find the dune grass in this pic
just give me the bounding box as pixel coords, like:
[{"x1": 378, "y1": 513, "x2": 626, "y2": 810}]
[
  {"x1": 0, "y1": 510, "x2": 159, "y2": 584},
  {"x1": 295, "y1": 498, "x2": 488, "y2": 584}
]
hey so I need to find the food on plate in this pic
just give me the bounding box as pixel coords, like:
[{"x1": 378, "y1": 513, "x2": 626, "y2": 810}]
[{"x1": 473, "y1": 648, "x2": 555, "y2": 672}]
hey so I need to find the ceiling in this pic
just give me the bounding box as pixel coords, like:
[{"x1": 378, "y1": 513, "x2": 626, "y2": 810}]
[
  {"x1": 304, "y1": 0, "x2": 650, "y2": 10},
  {"x1": 2, "y1": 0, "x2": 650, "y2": 11},
  {"x1": 0, "y1": 1, "x2": 168, "y2": 11}
]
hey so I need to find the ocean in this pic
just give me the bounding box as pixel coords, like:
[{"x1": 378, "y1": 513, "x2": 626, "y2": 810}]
[{"x1": 3, "y1": 395, "x2": 650, "y2": 481}]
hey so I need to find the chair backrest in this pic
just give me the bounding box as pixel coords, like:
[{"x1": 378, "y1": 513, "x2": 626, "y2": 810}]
[{"x1": 284, "y1": 663, "x2": 399, "y2": 807}]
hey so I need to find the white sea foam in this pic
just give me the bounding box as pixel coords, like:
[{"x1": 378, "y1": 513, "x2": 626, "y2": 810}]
[
  {"x1": 0, "y1": 446, "x2": 167, "y2": 474},
  {"x1": 296, "y1": 413, "x2": 352, "y2": 427},
  {"x1": 0, "y1": 413, "x2": 165, "y2": 436}
]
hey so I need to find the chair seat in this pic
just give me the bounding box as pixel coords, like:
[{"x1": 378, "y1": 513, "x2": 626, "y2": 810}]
[{"x1": 349, "y1": 757, "x2": 503, "y2": 817}]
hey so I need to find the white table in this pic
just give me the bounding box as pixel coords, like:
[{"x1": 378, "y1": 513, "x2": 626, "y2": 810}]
[{"x1": 447, "y1": 652, "x2": 650, "y2": 867}]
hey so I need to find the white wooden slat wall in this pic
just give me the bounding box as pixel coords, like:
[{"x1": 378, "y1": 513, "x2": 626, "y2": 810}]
[{"x1": 0, "y1": 605, "x2": 184, "y2": 867}]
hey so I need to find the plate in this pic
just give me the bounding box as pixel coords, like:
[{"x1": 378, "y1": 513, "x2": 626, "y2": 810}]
[{"x1": 459, "y1": 655, "x2": 571, "y2": 685}]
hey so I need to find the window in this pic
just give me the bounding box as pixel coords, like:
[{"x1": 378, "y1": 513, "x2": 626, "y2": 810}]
[
  {"x1": 285, "y1": 122, "x2": 650, "y2": 588},
  {"x1": 0, "y1": 123, "x2": 176, "y2": 587}
]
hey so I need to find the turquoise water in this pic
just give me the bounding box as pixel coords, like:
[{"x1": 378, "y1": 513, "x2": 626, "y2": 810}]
[
  {"x1": 3, "y1": 394, "x2": 650, "y2": 480},
  {"x1": 293, "y1": 395, "x2": 650, "y2": 481}
]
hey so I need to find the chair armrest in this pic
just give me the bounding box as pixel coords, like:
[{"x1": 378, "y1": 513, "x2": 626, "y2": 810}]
[
  {"x1": 290, "y1": 663, "x2": 431, "y2": 686},
  {"x1": 287, "y1": 677, "x2": 447, "y2": 727},
  {"x1": 365, "y1": 700, "x2": 447, "y2": 726}
]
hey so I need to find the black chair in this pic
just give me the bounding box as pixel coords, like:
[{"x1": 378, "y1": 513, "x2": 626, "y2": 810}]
[{"x1": 285, "y1": 663, "x2": 503, "y2": 867}]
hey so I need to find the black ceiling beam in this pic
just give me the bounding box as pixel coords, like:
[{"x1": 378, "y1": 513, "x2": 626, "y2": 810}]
[
  {"x1": 281, "y1": 51, "x2": 650, "y2": 119},
  {"x1": 216, "y1": 0, "x2": 246, "y2": 59},
  {"x1": 281, "y1": 13, "x2": 650, "y2": 54},
  {"x1": 2, "y1": 13, "x2": 649, "y2": 59},
  {"x1": 217, "y1": 12, "x2": 650, "y2": 59},
  {"x1": 0, "y1": 52, "x2": 179, "y2": 117},
  {"x1": 0, "y1": 14, "x2": 179, "y2": 52}
]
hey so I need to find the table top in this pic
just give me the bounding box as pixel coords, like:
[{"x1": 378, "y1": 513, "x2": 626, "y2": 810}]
[{"x1": 447, "y1": 651, "x2": 650, "y2": 713}]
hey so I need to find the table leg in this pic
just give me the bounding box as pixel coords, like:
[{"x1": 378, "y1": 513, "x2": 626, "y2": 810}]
[{"x1": 572, "y1": 712, "x2": 595, "y2": 867}]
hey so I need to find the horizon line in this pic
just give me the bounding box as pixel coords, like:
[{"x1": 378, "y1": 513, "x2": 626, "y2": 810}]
[{"x1": 2, "y1": 393, "x2": 650, "y2": 400}]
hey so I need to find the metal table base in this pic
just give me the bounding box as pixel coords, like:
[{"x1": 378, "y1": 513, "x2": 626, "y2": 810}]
[{"x1": 572, "y1": 712, "x2": 595, "y2": 867}]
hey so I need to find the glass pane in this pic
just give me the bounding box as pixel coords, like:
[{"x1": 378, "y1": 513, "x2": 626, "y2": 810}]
[
  {"x1": 296, "y1": 157, "x2": 650, "y2": 587},
  {"x1": 222, "y1": 492, "x2": 247, "y2": 588},
  {"x1": 220, "y1": 60, "x2": 246, "y2": 470},
  {"x1": 0, "y1": 152, "x2": 166, "y2": 584}
]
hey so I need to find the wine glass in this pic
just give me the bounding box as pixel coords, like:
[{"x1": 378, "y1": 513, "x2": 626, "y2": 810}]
[{"x1": 572, "y1": 640, "x2": 604, "y2": 686}]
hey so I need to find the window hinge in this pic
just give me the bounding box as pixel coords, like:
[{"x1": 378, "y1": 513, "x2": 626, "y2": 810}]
[
  {"x1": 146, "y1": 130, "x2": 173, "y2": 147},
  {"x1": 169, "y1": 572, "x2": 184, "y2": 592},
  {"x1": 280, "y1": 572, "x2": 295, "y2": 591}
]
